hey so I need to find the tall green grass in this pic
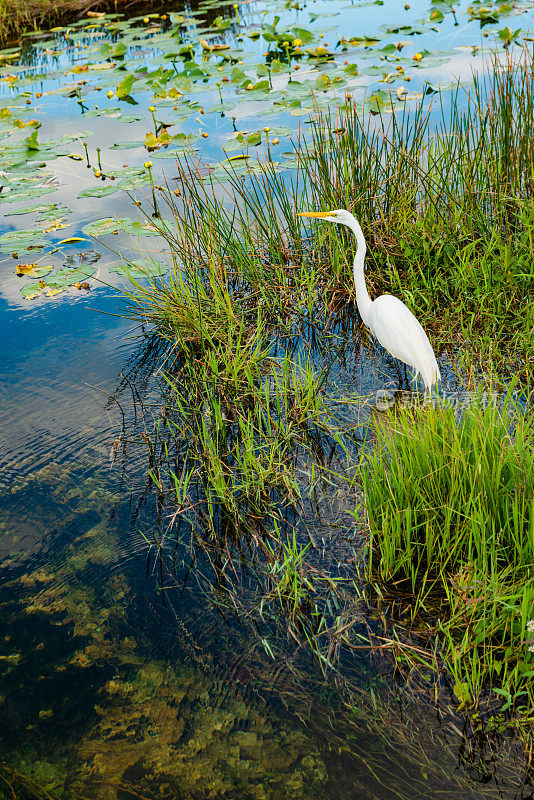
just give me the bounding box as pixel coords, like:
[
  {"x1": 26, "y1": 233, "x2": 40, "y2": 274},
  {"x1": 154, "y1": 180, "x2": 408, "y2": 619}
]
[
  {"x1": 126, "y1": 50, "x2": 534, "y2": 384},
  {"x1": 361, "y1": 398, "x2": 534, "y2": 730},
  {"x1": 300, "y1": 51, "x2": 534, "y2": 379}
]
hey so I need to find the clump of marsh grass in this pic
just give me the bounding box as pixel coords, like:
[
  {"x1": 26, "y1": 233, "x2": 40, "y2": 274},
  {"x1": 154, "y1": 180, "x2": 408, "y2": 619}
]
[
  {"x1": 127, "y1": 49, "x2": 534, "y2": 387},
  {"x1": 363, "y1": 399, "x2": 533, "y2": 592},
  {"x1": 299, "y1": 50, "x2": 534, "y2": 382},
  {"x1": 117, "y1": 148, "x2": 366, "y2": 649},
  {"x1": 140, "y1": 369, "x2": 358, "y2": 652},
  {"x1": 360, "y1": 395, "x2": 534, "y2": 733}
]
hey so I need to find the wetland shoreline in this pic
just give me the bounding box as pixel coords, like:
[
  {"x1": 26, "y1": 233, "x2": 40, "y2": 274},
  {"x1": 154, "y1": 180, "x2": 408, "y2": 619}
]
[{"x1": 0, "y1": 0, "x2": 165, "y2": 43}]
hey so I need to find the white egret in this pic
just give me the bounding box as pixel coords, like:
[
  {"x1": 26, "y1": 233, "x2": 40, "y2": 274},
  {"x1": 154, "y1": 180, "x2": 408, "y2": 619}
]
[{"x1": 299, "y1": 209, "x2": 440, "y2": 391}]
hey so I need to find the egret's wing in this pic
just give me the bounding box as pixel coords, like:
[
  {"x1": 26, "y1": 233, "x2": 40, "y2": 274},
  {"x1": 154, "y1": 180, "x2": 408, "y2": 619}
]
[{"x1": 368, "y1": 294, "x2": 440, "y2": 387}]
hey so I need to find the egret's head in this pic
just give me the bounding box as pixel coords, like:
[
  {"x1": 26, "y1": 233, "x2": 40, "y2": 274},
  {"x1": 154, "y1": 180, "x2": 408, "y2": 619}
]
[{"x1": 298, "y1": 209, "x2": 355, "y2": 226}]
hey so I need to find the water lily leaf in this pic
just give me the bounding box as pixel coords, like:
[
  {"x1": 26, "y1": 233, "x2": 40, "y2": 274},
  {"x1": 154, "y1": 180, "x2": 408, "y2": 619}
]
[
  {"x1": 0, "y1": 229, "x2": 47, "y2": 252},
  {"x1": 77, "y1": 185, "x2": 118, "y2": 198},
  {"x1": 498, "y1": 26, "x2": 521, "y2": 43},
  {"x1": 116, "y1": 73, "x2": 136, "y2": 99},
  {"x1": 231, "y1": 67, "x2": 249, "y2": 84},
  {"x1": 0, "y1": 186, "x2": 58, "y2": 203},
  {"x1": 315, "y1": 73, "x2": 332, "y2": 89},
  {"x1": 14, "y1": 262, "x2": 53, "y2": 278},
  {"x1": 110, "y1": 140, "x2": 145, "y2": 149},
  {"x1": 151, "y1": 148, "x2": 195, "y2": 159},
  {"x1": 20, "y1": 282, "x2": 45, "y2": 299},
  {"x1": 111, "y1": 258, "x2": 168, "y2": 278},
  {"x1": 292, "y1": 27, "x2": 314, "y2": 43},
  {"x1": 23, "y1": 129, "x2": 39, "y2": 150},
  {"x1": 100, "y1": 41, "x2": 127, "y2": 58},
  {"x1": 145, "y1": 130, "x2": 172, "y2": 150},
  {"x1": 209, "y1": 102, "x2": 235, "y2": 113},
  {"x1": 82, "y1": 216, "x2": 162, "y2": 237},
  {"x1": 468, "y1": 6, "x2": 498, "y2": 22},
  {"x1": 367, "y1": 91, "x2": 390, "y2": 114},
  {"x1": 5, "y1": 201, "x2": 70, "y2": 217},
  {"x1": 82, "y1": 217, "x2": 127, "y2": 236},
  {"x1": 49, "y1": 270, "x2": 85, "y2": 287}
]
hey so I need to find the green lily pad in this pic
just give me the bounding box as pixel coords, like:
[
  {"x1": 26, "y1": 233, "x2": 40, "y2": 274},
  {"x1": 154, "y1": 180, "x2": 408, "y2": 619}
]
[
  {"x1": 111, "y1": 258, "x2": 168, "y2": 278},
  {"x1": 51, "y1": 267, "x2": 96, "y2": 286},
  {"x1": 4, "y1": 201, "x2": 69, "y2": 217},
  {"x1": 82, "y1": 216, "x2": 163, "y2": 237},
  {"x1": 0, "y1": 186, "x2": 58, "y2": 203},
  {"x1": 77, "y1": 185, "x2": 118, "y2": 198},
  {"x1": 110, "y1": 140, "x2": 145, "y2": 149},
  {"x1": 0, "y1": 228, "x2": 48, "y2": 252},
  {"x1": 117, "y1": 73, "x2": 136, "y2": 99},
  {"x1": 20, "y1": 282, "x2": 45, "y2": 299},
  {"x1": 82, "y1": 217, "x2": 130, "y2": 236}
]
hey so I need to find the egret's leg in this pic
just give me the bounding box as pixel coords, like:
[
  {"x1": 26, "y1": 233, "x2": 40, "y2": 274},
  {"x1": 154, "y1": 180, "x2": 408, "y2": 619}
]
[{"x1": 394, "y1": 360, "x2": 404, "y2": 390}]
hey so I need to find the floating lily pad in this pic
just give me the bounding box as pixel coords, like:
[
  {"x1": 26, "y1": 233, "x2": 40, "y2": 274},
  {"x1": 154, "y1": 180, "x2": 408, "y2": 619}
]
[
  {"x1": 50, "y1": 267, "x2": 96, "y2": 286},
  {"x1": 111, "y1": 258, "x2": 168, "y2": 278},
  {"x1": 0, "y1": 228, "x2": 48, "y2": 252},
  {"x1": 82, "y1": 217, "x2": 163, "y2": 237},
  {"x1": 4, "y1": 201, "x2": 70, "y2": 217},
  {"x1": 77, "y1": 186, "x2": 118, "y2": 198},
  {"x1": 14, "y1": 262, "x2": 53, "y2": 278},
  {"x1": 20, "y1": 282, "x2": 45, "y2": 299},
  {"x1": 117, "y1": 73, "x2": 136, "y2": 99},
  {"x1": 82, "y1": 217, "x2": 129, "y2": 236},
  {"x1": 110, "y1": 140, "x2": 145, "y2": 150}
]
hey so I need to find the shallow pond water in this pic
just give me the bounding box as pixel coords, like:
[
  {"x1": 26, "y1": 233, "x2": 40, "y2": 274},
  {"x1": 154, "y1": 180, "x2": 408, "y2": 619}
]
[{"x1": 1, "y1": 0, "x2": 534, "y2": 797}]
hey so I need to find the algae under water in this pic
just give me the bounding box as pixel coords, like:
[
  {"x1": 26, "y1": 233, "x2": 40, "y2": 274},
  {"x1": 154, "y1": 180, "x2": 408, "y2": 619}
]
[{"x1": 1, "y1": 0, "x2": 534, "y2": 796}]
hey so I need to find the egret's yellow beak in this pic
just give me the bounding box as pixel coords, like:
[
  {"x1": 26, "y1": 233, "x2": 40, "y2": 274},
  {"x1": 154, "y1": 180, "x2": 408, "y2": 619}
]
[{"x1": 297, "y1": 211, "x2": 333, "y2": 218}]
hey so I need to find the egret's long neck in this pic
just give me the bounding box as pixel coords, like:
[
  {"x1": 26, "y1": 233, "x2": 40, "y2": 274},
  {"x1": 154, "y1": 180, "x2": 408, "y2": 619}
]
[{"x1": 348, "y1": 217, "x2": 372, "y2": 326}]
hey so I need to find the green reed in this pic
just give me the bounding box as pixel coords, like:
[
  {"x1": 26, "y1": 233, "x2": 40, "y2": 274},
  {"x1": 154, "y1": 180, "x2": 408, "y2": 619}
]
[
  {"x1": 360, "y1": 396, "x2": 534, "y2": 732},
  {"x1": 126, "y1": 50, "x2": 534, "y2": 384},
  {"x1": 298, "y1": 51, "x2": 534, "y2": 381}
]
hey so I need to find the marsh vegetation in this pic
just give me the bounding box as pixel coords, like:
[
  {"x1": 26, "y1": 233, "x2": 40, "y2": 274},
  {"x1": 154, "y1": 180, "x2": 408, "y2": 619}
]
[{"x1": 115, "y1": 49, "x2": 534, "y2": 756}]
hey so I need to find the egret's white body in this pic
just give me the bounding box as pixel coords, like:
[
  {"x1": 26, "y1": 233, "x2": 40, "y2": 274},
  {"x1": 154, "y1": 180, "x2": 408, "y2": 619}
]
[{"x1": 299, "y1": 209, "x2": 440, "y2": 390}]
